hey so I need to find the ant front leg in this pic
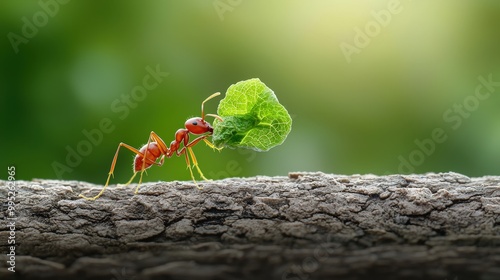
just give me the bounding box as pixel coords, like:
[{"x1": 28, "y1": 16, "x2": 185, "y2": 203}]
[
  {"x1": 202, "y1": 138, "x2": 223, "y2": 152},
  {"x1": 180, "y1": 147, "x2": 199, "y2": 188},
  {"x1": 187, "y1": 146, "x2": 210, "y2": 182},
  {"x1": 178, "y1": 134, "x2": 213, "y2": 188},
  {"x1": 79, "y1": 142, "x2": 143, "y2": 201}
]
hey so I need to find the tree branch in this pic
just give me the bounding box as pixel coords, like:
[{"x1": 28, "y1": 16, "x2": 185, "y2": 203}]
[{"x1": 1, "y1": 172, "x2": 499, "y2": 279}]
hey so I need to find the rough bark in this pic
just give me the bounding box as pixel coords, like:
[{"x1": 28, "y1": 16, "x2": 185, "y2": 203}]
[{"x1": 1, "y1": 172, "x2": 499, "y2": 280}]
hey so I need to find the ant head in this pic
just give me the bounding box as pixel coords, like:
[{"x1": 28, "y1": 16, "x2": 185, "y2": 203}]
[
  {"x1": 185, "y1": 117, "x2": 213, "y2": 135},
  {"x1": 184, "y1": 93, "x2": 221, "y2": 135}
]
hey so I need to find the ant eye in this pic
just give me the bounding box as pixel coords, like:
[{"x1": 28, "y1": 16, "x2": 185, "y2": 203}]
[{"x1": 192, "y1": 121, "x2": 197, "y2": 126}]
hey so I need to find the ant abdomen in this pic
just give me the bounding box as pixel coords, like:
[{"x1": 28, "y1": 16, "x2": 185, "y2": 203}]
[{"x1": 134, "y1": 142, "x2": 161, "y2": 172}]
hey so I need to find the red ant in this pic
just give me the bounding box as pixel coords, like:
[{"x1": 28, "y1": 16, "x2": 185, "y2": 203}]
[{"x1": 79, "y1": 92, "x2": 223, "y2": 200}]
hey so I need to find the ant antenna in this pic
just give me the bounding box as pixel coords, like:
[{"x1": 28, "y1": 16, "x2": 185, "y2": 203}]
[{"x1": 201, "y1": 92, "x2": 220, "y2": 120}]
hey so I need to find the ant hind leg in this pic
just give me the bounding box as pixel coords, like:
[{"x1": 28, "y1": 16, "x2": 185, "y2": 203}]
[
  {"x1": 79, "y1": 142, "x2": 142, "y2": 201},
  {"x1": 79, "y1": 179, "x2": 112, "y2": 201}
]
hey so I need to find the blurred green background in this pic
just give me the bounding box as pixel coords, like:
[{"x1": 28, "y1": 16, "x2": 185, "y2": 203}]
[{"x1": 1, "y1": 0, "x2": 499, "y2": 185}]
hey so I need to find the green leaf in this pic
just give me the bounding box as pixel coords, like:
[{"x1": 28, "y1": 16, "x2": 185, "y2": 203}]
[{"x1": 212, "y1": 78, "x2": 292, "y2": 152}]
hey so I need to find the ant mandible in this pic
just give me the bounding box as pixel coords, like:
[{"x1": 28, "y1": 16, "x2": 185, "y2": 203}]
[{"x1": 79, "y1": 92, "x2": 223, "y2": 200}]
